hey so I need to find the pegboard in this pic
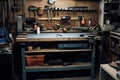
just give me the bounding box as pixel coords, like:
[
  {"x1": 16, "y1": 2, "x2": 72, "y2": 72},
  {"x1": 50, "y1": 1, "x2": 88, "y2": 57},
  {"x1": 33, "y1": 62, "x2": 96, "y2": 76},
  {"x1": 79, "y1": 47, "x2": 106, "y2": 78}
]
[{"x1": 24, "y1": 0, "x2": 100, "y2": 29}]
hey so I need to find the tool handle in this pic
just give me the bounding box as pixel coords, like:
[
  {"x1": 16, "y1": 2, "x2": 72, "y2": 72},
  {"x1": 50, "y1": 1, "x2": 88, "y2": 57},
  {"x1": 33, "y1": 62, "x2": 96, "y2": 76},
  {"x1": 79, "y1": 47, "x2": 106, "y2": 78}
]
[{"x1": 47, "y1": 10, "x2": 50, "y2": 22}]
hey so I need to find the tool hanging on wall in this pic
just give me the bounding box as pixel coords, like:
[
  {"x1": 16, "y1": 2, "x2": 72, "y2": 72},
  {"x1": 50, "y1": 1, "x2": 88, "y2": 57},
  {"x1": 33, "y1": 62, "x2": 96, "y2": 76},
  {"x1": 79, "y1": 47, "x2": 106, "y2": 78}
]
[
  {"x1": 45, "y1": 5, "x2": 51, "y2": 23},
  {"x1": 50, "y1": 7, "x2": 53, "y2": 23},
  {"x1": 28, "y1": 5, "x2": 38, "y2": 17},
  {"x1": 57, "y1": 8, "x2": 59, "y2": 17},
  {"x1": 37, "y1": 7, "x2": 44, "y2": 16},
  {"x1": 48, "y1": 0, "x2": 55, "y2": 5},
  {"x1": 81, "y1": 16, "x2": 86, "y2": 27},
  {"x1": 27, "y1": 5, "x2": 38, "y2": 33},
  {"x1": 53, "y1": 6, "x2": 56, "y2": 17},
  {"x1": 28, "y1": 5, "x2": 38, "y2": 23}
]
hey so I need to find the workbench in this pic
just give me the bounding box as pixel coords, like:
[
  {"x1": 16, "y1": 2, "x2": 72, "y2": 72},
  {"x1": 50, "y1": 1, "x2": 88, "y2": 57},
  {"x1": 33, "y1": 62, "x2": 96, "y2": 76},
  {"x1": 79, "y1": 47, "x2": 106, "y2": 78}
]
[
  {"x1": 16, "y1": 32, "x2": 94, "y2": 42},
  {"x1": 16, "y1": 32, "x2": 96, "y2": 80}
]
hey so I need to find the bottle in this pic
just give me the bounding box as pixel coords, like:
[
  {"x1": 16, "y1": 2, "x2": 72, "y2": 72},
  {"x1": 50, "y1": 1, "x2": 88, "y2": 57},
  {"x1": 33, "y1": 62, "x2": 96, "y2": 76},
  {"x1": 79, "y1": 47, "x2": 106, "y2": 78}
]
[
  {"x1": 34, "y1": 23, "x2": 37, "y2": 33},
  {"x1": 37, "y1": 26, "x2": 40, "y2": 34},
  {"x1": 88, "y1": 18, "x2": 92, "y2": 27},
  {"x1": 81, "y1": 16, "x2": 86, "y2": 27}
]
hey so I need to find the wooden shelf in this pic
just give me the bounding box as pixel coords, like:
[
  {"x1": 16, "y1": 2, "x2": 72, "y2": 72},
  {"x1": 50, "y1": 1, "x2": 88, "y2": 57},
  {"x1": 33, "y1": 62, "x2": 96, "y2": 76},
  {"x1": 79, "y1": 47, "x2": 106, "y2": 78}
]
[
  {"x1": 110, "y1": 31, "x2": 120, "y2": 40},
  {"x1": 109, "y1": 48, "x2": 120, "y2": 55},
  {"x1": 25, "y1": 62, "x2": 92, "y2": 72},
  {"x1": 110, "y1": 35, "x2": 120, "y2": 40},
  {"x1": 25, "y1": 49, "x2": 92, "y2": 53},
  {"x1": 111, "y1": 31, "x2": 120, "y2": 36},
  {"x1": 37, "y1": 18, "x2": 78, "y2": 21}
]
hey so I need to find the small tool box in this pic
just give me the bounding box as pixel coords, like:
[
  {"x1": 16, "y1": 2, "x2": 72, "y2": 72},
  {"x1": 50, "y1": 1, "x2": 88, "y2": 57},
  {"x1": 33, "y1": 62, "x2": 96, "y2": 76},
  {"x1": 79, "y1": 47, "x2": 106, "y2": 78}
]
[{"x1": 26, "y1": 55, "x2": 45, "y2": 66}]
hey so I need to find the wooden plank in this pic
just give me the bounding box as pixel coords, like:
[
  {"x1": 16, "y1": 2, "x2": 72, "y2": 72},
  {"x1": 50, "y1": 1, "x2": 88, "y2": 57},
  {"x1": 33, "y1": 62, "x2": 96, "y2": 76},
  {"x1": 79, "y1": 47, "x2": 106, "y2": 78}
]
[
  {"x1": 16, "y1": 38, "x2": 88, "y2": 42},
  {"x1": 110, "y1": 35, "x2": 120, "y2": 40},
  {"x1": 25, "y1": 62, "x2": 92, "y2": 72},
  {"x1": 25, "y1": 49, "x2": 92, "y2": 53},
  {"x1": 111, "y1": 31, "x2": 120, "y2": 36},
  {"x1": 37, "y1": 18, "x2": 78, "y2": 21}
]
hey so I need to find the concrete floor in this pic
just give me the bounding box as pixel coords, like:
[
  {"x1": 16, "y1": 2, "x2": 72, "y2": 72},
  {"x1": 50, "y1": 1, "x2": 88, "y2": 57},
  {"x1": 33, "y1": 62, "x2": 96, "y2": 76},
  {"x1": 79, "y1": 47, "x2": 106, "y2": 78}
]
[
  {"x1": 36, "y1": 76, "x2": 99, "y2": 80},
  {"x1": 16, "y1": 73, "x2": 99, "y2": 80},
  {"x1": 17, "y1": 70, "x2": 100, "y2": 80},
  {"x1": 35, "y1": 73, "x2": 99, "y2": 80}
]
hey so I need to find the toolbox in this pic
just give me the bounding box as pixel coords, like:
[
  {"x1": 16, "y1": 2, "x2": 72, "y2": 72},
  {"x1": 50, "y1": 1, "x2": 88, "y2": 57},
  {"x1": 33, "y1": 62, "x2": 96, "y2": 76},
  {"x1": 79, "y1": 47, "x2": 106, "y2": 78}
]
[
  {"x1": 26, "y1": 55, "x2": 45, "y2": 66},
  {"x1": 58, "y1": 43, "x2": 89, "y2": 50}
]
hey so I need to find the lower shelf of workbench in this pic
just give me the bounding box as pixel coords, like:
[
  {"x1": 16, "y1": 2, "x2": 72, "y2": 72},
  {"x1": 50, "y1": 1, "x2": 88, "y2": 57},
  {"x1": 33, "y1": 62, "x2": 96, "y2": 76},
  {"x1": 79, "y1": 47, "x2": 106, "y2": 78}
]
[{"x1": 25, "y1": 62, "x2": 92, "y2": 72}]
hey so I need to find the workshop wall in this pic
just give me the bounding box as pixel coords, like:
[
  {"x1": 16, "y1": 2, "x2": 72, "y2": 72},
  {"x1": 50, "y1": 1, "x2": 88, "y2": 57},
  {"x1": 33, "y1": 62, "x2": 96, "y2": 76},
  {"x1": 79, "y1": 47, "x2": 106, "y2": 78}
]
[
  {"x1": 24, "y1": 0, "x2": 100, "y2": 28},
  {"x1": 0, "y1": 0, "x2": 100, "y2": 33}
]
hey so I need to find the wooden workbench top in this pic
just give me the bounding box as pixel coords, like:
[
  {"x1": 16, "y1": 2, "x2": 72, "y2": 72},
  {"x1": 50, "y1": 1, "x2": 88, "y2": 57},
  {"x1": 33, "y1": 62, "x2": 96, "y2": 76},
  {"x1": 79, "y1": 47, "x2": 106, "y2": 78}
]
[{"x1": 15, "y1": 32, "x2": 99, "y2": 42}]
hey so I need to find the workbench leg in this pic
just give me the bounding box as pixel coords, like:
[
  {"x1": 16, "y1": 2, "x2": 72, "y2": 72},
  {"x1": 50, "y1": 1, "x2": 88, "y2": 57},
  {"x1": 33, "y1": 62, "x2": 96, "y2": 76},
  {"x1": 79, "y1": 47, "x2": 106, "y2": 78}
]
[
  {"x1": 99, "y1": 66, "x2": 102, "y2": 80},
  {"x1": 91, "y1": 45, "x2": 95, "y2": 80},
  {"x1": 21, "y1": 47, "x2": 27, "y2": 80},
  {"x1": 22, "y1": 70, "x2": 27, "y2": 80}
]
